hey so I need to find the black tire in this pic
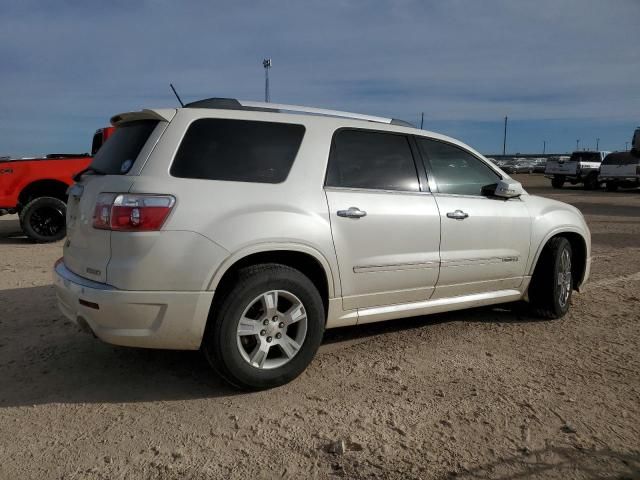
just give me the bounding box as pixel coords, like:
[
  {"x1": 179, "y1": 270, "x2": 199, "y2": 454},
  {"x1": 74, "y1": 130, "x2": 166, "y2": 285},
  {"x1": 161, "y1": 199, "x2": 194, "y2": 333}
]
[
  {"x1": 583, "y1": 173, "x2": 599, "y2": 190},
  {"x1": 528, "y1": 237, "x2": 573, "y2": 319},
  {"x1": 551, "y1": 176, "x2": 565, "y2": 189},
  {"x1": 202, "y1": 263, "x2": 325, "y2": 390},
  {"x1": 20, "y1": 197, "x2": 67, "y2": 243},
  {"x1": 605, "y1": 182, "x2": 618, "y2": 192}
]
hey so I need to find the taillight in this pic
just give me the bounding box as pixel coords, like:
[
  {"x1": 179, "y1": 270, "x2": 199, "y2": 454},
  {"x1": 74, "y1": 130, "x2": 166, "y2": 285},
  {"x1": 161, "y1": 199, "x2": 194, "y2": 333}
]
[{"x1": 93, "y1": 194, "x2": 175, "y2": 231}]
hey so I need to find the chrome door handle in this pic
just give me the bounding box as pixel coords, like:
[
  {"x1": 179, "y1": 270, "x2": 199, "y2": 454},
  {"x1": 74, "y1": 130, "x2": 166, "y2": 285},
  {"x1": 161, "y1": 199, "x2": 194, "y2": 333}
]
[
  {"x1": 446, "y1": 210, "x2": 469, "y2": 220},
  {"x1": 337, "y1": 207, "x2": 367, "y2": 219}
]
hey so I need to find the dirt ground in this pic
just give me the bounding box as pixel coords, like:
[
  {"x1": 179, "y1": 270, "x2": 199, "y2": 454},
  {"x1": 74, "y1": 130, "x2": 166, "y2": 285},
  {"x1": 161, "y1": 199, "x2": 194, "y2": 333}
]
[{"x1": 1, "y1": 174, "x2": 639, "y2": 480}]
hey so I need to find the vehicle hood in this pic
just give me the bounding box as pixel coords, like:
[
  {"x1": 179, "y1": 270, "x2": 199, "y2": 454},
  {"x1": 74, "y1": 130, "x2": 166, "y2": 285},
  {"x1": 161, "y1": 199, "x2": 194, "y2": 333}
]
[{"x1": 523, "y1": 194, "x2": 583, "y2": 218}]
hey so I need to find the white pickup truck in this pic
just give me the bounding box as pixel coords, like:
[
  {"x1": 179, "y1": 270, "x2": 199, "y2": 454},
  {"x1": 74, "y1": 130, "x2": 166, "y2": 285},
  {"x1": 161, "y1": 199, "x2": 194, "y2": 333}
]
[
  {"x1": 599, "y1": 128, "x2": 640, "y2": 191},
  {"x1": 545, "y1": 151, "x2": 610, "y2": 189}
]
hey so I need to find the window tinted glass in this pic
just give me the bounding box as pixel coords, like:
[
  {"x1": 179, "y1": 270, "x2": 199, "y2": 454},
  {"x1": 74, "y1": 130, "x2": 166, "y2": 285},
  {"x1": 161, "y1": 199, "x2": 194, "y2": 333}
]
[
  {"x1": 418, "y1": 138, "x2": 499, "y2": 195},
  {"x1": 171, "y1": 119, "x2": 305, "y2": 183},
  {"x1": 570, "y1": 152, "x2": 601, "y2": 162},
  {"x1": 91, "y1": 120, "x2": 159, "y2": 174},
  {"x1": 325, "y1": 130, "x2": 419, "y2": 191},
  {"x1": 602, "y1": 152, "x2": 638, "y2": 166}
]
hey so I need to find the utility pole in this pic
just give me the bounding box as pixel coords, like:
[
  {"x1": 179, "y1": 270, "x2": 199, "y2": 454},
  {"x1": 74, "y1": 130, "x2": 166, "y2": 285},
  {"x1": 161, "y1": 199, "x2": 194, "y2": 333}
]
[
  {"x1": 502, "y1": 116, "x2": 508, "y2": 155},
  {"x1": 420, "y1": 112, "x2": 424, "y2": 129},
  {"x1": 263, "y1": 58, "x2": 272, "y2": 102},
  {"x1": 543, "y1": 140, "x2": 546, "y2": 155},
  {"x1": 596, "y1": 138, "x2": 600, "y2": 150}
]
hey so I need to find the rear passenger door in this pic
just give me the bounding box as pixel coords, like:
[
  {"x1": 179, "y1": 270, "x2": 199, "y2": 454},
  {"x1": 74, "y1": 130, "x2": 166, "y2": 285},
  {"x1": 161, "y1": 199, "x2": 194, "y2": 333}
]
[
  {"x1": 324, "y1": 129, "x2": 441, "y2": 310},
  {"x1": 416, "y1": 138, "x2": 531, "y2": 299}
]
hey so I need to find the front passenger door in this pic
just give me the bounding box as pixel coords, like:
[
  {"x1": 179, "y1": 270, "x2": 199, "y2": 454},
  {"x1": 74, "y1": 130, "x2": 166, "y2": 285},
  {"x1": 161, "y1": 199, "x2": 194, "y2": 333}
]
[
  {"x1": 416, "y1": 138, "x2": 531, "y2": 299},
  {"x1": 325, "y1": 129, "x2": 441, "y2": 311}
]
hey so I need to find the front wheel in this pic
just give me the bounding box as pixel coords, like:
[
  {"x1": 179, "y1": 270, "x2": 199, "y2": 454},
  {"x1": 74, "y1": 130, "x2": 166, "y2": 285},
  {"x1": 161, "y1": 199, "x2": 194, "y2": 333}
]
[
  {"x1": 551, "y1": 176, "x2": 565, "y2": 189},
  {"x1": 202, "y1": 264, "x2": 325, "y2": 390},
  {"x1": 605, "y1": 182, "x2": 618, "y2": 192},
  {"x1": 583, "y1": 173, "x2": 599, "y2": 190},
  {"x1": 20, "y1": 197, "x2": 67, "y2": 243},
  {"x1": 527, "y1": 237, "x2": 573, "y2": 319}
]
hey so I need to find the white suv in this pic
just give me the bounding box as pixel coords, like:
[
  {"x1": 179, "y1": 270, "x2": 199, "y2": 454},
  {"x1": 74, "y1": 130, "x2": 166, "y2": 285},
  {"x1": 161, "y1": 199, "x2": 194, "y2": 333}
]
[{"x1": 54, "y1": 98, "x2": 591, "y2": 389}]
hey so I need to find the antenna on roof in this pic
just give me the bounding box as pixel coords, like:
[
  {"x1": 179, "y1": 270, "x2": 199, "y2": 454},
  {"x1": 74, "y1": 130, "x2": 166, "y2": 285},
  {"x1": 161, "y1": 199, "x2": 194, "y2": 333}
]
[{"x1": 170, "y1": 83, "x2": 184, "y2": 107}]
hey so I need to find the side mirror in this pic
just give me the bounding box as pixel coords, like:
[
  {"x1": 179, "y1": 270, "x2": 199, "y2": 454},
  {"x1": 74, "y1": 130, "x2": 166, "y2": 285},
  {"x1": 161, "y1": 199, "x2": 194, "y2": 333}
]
[{"x1": 481, "y1": 179, "x2": 524, "y2": 199}]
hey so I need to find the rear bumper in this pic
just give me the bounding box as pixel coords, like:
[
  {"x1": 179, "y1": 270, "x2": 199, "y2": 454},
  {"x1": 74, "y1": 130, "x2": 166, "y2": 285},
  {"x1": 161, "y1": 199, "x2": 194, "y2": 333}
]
[
  {"x1": 598, "y1": 176, "x2": 640, "y2": 183},
  {"x1": 53, "y1": 258, "x2": 214, "y2": 350}
]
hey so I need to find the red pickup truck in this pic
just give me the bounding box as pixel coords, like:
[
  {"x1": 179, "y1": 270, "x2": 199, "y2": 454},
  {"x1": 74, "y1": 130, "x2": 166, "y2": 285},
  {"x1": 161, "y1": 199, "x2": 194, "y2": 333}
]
[{"x1": 0, "y1": 127, "x2": 114, "y2": 242}]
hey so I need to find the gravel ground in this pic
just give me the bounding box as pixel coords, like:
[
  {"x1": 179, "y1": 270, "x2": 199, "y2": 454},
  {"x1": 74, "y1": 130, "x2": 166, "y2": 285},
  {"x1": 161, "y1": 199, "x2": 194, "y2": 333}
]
[{"x1": 0, "y1": 175, "x2": 638, "y2": 479}]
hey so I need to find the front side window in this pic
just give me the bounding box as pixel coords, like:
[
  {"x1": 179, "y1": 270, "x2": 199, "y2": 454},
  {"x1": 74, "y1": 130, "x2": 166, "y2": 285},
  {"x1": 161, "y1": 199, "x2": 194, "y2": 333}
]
[
  {"x1": 171, "y1": 119, "x2": 305, "y2": 183},
  {"x1": 325, "y1": 130, "x2": 419, "y2": 191},
  {"x1": 417, "y1": 138, "x2": 500, "y2": 196}
]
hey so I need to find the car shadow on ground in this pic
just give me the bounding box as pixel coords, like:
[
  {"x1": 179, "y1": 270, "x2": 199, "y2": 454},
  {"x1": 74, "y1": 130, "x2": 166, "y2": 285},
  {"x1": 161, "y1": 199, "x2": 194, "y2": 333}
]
[
  {"x1": 0, "y1": 217, "x2": 31, "y2": 244},
  {"x1": 455, "y1": 445, "x2": 640, "y2": 479},
  {"x1": 0, "y1": 284, "x2": 544, "y2": 408}
]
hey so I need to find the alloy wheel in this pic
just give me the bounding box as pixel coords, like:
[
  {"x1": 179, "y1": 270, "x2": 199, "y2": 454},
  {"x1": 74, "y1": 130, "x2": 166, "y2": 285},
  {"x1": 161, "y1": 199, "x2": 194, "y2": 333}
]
[{"x1": 236, "y1": 290, "x2": 308, "y2": 370}]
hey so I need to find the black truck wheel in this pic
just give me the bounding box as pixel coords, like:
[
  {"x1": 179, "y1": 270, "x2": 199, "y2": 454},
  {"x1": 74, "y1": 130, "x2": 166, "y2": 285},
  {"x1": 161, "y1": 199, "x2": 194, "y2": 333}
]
[
  {"x1": 551, "y1": 176, "x2": 565, "y2": 189},
  {"x1": 20, "y1": 197, "x2": 67, "y2": 243}
]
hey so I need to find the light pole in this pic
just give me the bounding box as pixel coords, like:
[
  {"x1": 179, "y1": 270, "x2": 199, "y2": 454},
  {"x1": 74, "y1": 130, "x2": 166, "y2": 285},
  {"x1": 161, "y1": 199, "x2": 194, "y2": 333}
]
[
  {"x1": 502, "y1": 116, "x2": 508, "y2": 155},
  {"x1": 543, "y1": 140, "x2": 546, "y2": 155},
  {"x1": 263, "y1": 58, "x2": 272, "y2": 103},
  {"x1": 576, "y1": 139, "x2": 580, "y2": 151},
  {"x1": 596, "y1": 138, "x2": 600, "y2": 150}
]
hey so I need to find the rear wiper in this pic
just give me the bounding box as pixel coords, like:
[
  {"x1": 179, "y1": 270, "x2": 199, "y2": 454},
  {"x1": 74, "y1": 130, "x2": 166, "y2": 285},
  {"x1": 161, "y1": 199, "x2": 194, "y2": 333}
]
[{"x1": 73, "y1": 166, "x2": 107, "y2": 182}]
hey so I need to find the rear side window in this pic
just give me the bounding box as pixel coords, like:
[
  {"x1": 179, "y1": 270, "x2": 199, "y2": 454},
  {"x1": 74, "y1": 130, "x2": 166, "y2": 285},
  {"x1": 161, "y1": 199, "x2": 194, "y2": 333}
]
[
  {"x1": 171, "y1": 119, "x2": 305, "y2": 183},
  {"x1": 418, "y1": 138, "x2": 500, "y2": 196},
  {"x1": 90, "y1": 120, "x2": 159, "y2": 174},
  {"x1": 325, "y1": 130, "x2": 419, "y2": 191}
]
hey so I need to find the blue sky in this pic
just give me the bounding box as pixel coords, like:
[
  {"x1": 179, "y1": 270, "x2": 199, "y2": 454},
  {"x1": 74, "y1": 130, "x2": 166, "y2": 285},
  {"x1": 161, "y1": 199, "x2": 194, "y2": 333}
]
[{"x1": 1, "y1": 0, "x2": 638, "y2": 156}]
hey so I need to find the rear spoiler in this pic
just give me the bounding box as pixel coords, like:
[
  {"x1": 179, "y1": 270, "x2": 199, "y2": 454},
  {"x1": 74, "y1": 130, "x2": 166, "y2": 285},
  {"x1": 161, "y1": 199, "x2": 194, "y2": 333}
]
[{"x1": 110, "y1": 109, "x2": 176, "y2": 126}]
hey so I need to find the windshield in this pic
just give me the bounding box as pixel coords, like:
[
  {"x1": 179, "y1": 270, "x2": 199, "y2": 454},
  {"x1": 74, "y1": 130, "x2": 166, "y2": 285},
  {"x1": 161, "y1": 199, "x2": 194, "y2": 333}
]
[{"x1": 90, "y1": 120, "x2": 159, "y2": 174}]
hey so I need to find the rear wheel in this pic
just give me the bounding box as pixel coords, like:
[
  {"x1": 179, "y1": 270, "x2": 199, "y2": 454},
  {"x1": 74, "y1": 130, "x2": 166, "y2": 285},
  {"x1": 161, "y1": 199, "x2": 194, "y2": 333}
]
[
  {"x1": 605, "y1": 182, "x2": 618, "y2": 192},
  {"x1": 20, "y1": 197, "x2": 67, "y2": 243},
  {"x1": 202, "y1": 263, "x2": 325, "y2": 390},
  {"x1": 551, "y1": 176, "x2": 565, "y2": 189},
  {"x1": 528, "y1": 237, "x2": 573, "y2": 319}
]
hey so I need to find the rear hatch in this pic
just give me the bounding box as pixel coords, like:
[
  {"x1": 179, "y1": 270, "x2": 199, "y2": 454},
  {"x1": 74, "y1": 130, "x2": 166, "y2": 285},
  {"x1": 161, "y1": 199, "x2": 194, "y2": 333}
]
[
  {"x1": 64, "y1": 116, "x2": 168, "y2": 283},
  {"x1": 599, "y1": 152, "x2": 639, "y2": 178}
]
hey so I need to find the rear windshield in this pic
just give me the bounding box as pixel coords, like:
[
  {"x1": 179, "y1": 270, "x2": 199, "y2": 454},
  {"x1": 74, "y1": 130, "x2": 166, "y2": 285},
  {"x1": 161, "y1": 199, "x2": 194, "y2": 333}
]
[
  {"x1": 570, "y1": 152, "x2": 601, "y2": 162},
  {"x1": 601, "y1": 152, "x2": 639, "y2": 166},
  {"x1": 90, "y1": 120, "x2": 159, "y2": 174},
  {"x1": 170, "y1": 119, "x2": 305, "y2": 183}
]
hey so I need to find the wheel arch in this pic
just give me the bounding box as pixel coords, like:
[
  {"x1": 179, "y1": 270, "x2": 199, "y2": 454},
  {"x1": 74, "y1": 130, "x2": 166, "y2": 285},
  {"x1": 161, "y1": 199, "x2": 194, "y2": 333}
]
[
  {"x1": 18, "y1": 179, "x2": 70, "y2": 206},
  {"x1": 207, "y1": 244, "x2": 338, "y2": 316},
  {"x1": 529, "y1": 228, "x2": 588, "y2": 290}
]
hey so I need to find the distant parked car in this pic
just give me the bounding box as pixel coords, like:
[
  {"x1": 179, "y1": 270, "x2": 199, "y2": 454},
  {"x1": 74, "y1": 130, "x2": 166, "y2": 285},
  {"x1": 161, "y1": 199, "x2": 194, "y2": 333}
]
[
  {"x1": 545, "y1": 151, "x2": 610, "y2": 189},
  {"x1": 501, "y1": 159, "x2": 535, "y2": 174},
  {"x1": 532, "y1": 159, "x2": 547, "y2": 173}
]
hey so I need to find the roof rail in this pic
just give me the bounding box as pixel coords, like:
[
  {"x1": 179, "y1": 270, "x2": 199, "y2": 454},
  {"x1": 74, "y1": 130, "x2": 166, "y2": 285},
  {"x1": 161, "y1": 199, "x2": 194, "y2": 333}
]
[{"x1": 183, "y1": 97, "x2": 414, "y2": 127}]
